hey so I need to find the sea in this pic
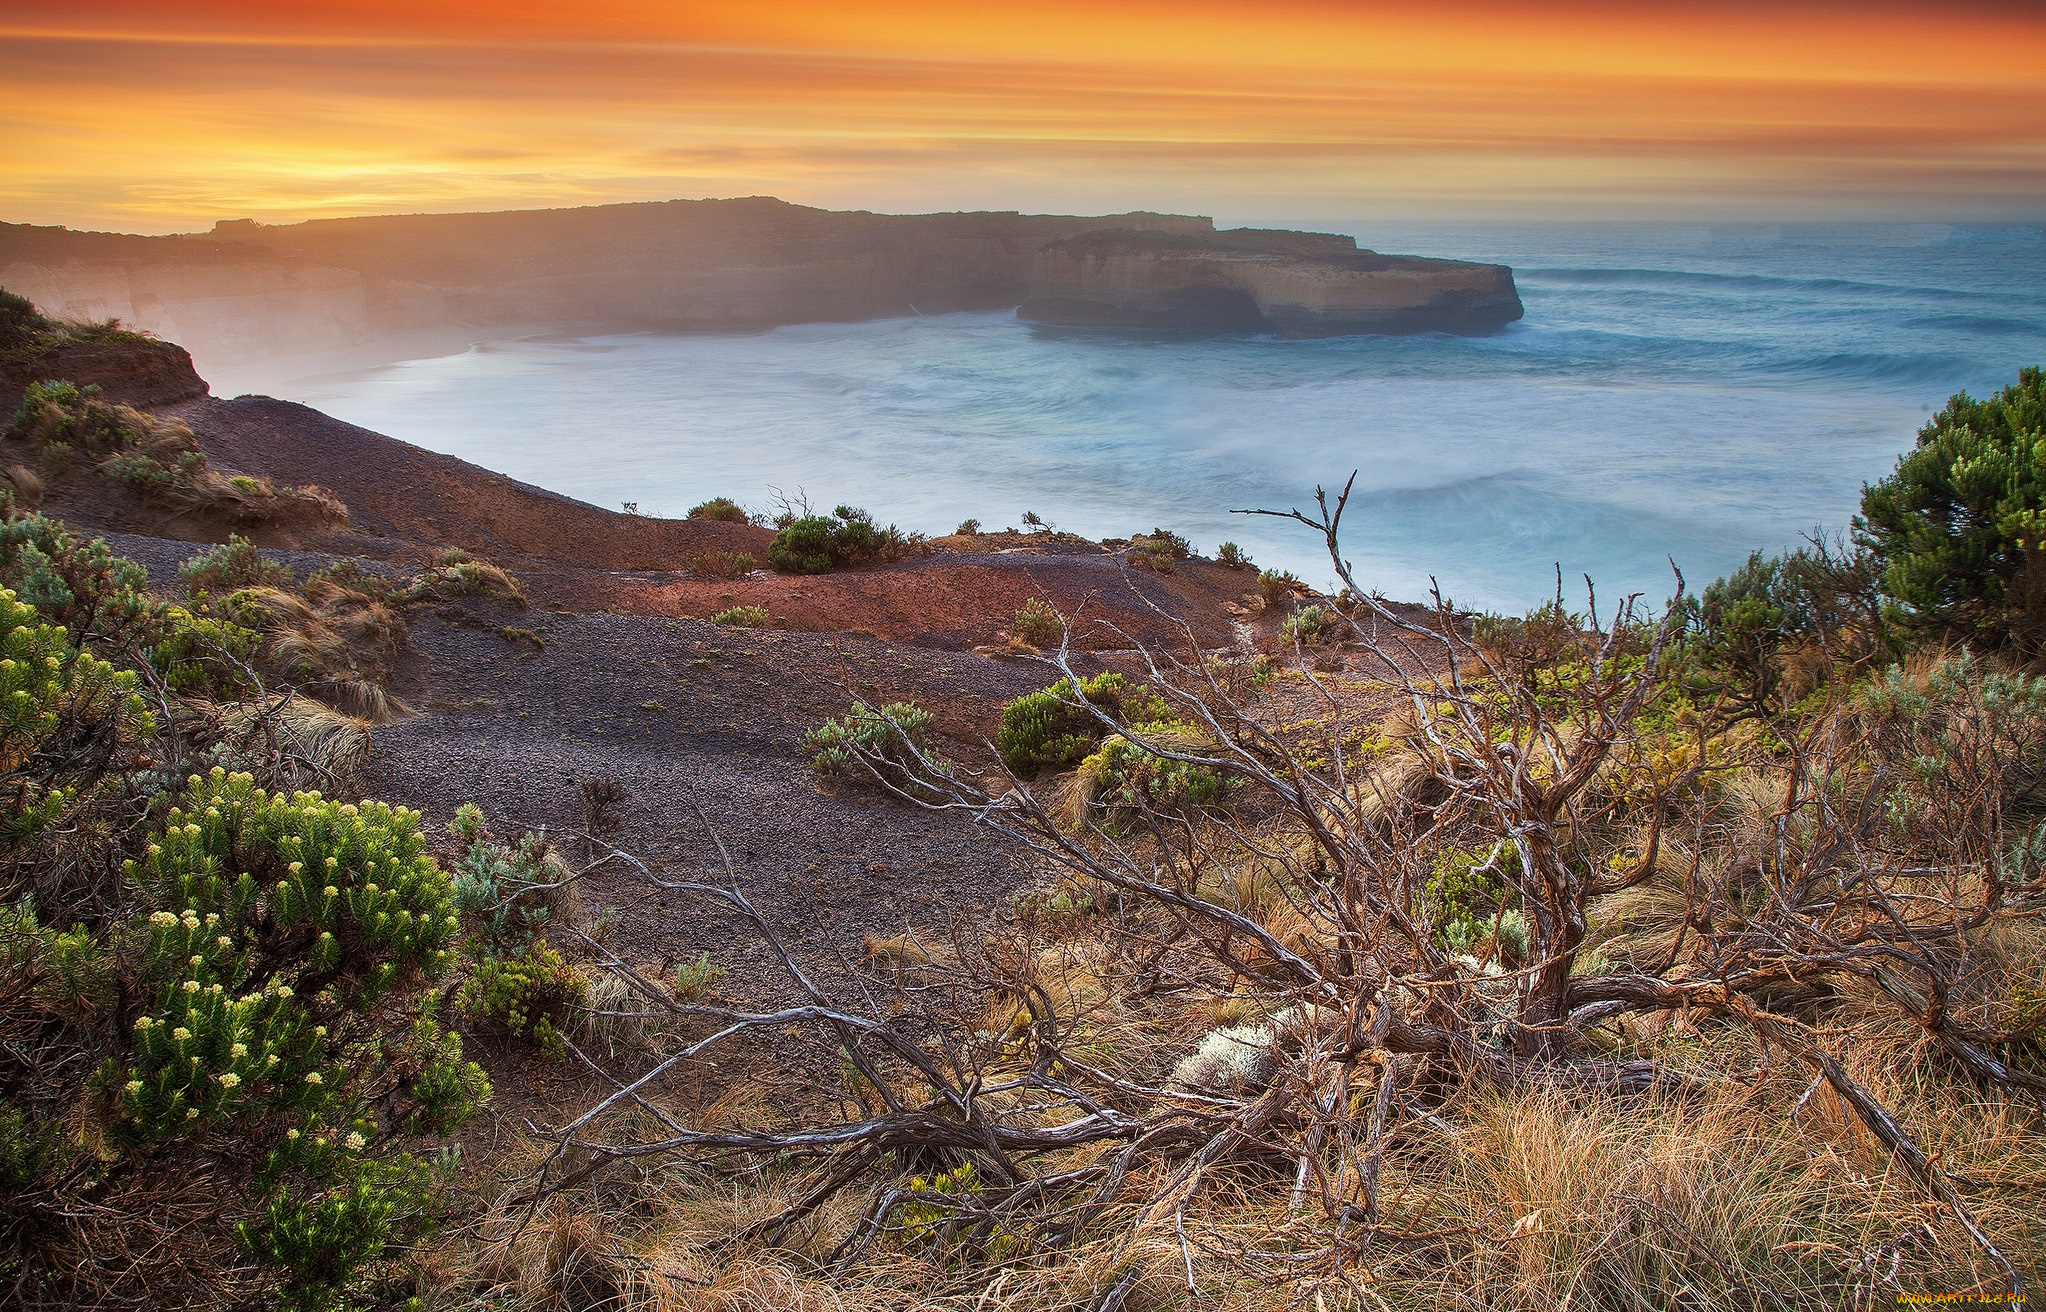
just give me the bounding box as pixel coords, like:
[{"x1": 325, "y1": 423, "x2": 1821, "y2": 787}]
[{"x1": 285, "y1": 222, "x2": 2046, "y2": 614}]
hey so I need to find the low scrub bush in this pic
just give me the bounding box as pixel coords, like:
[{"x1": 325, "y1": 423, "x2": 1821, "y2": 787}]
[
  {"x1": 1, "y1": 765, "x2": 485, "y2": 1309},
  {"x1": 1124, "y1": 527, "x2": 1192, "y2": 573},
  {"x1": 685, "y1": 496, "x2": 750, "y2": 523},
  {"x1": 1216, "y1": 540, "x2": 1252, "y2": 569},
  {"x1": 0, "y1": 505, "x2": 156, "y2": 643},
  {"x1": 1011, "y1": 597, "x2": 1062, "y2": 647},
  {"x1": 1073, "y1": 724, "x2": 1228, "y2": 821},
  {"x1": 1282, "y1": 603, "x2": 1344, "y2": 646},
  {"x1": 396, "y1": 550, "x2": 527, "y2": 608},
  {"x1": 458, "y1": 939, "x2": 586, "y2": 1059},
  {"x1": 1258, "y1": 568, "x2": 1302, "y2": 608},
  {"x1": 805, "y1": 700, "x2": 953, "y2": 797},
  {"x1": 768, "y1": 505, "x2": 925, "y2": 575},
  {"x1": 712, "y1": 604, "x2": 772, "y2": 628},
  {"x1": 996, "y1": 671, "x2": 1169, "y2": 777},
  {"x1": 689, "y1": 549, "x2": 756, "y2": 579},
  {"x1": 181, "y1": 533, "x2": 291, "y2": 596}
]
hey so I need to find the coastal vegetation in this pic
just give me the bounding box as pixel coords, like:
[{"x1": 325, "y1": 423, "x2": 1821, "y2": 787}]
[
  {"x1": 498, "y1": 369, "x2": 2046, "y2": 1310},
  {"x1": 0, "y1": 289, "x2": 150, "y2": 365},
  {"x1": 685, "y1": 496, "x2": 750, "y2": 524},
  {"x1": 0, "y1": 564, "x2": 487, "y2": 1309},
  {"x1": 6, "y1": 380, "x2": 346, "y2": 527},
  {"x1": 767, "y1": 503, "x2": 925, "y2": 575},
  {"x1": 2, "y1": 351, "x2": 2044, "y2": 1310}
]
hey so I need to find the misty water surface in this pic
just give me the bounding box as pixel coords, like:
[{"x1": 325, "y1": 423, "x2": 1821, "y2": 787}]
[{"x1": 287, "y1": 222, "x2": 2046, "y2": 611}]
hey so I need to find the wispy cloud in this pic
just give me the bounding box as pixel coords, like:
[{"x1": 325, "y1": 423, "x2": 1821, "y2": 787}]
[{"x1": 2, "y1": 4, "x2": 2041, "y2": 230}]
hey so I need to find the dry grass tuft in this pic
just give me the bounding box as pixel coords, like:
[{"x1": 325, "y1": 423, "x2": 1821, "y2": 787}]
[{"x1": 228, "y1": 579, "x2": 410, "y2": 722}]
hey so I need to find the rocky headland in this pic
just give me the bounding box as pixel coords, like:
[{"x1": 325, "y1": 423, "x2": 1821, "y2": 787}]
[
  {"x1": 1019, "y1": 227, "x2": 1524, "y2": 335},
  {"x1": 1, "y1": 198, "x2": 1521, "y2": 383}
]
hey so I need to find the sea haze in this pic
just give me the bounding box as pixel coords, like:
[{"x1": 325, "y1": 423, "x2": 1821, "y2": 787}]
[{"x1": 287, "y1": 222, "x2": 2046, "y2": 612}]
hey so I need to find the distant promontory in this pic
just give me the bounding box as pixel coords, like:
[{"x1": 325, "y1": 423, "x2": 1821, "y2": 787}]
[
  {"x1": 0, "y1": 198, "x2": 1521, "y2": 379},
  {"x1": 1020, "y1": 227, "x2": 1523, "y2": 336}
]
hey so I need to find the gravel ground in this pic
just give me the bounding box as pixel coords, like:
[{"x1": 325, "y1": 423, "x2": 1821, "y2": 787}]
[{"x1": 363, "y1": 603, "x2": 1057, "y2": 1005}]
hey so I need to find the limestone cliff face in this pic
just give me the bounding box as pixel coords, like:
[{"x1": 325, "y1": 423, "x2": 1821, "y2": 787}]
[
  {"x1": 0, "y1": 200, "x2": 1212, "y2": 378},
  {"x1": 0, "y1": 338, "x2": 208, "y2": 415},
  {"x1": 1019, "y1": 229, "x2": 1524, "y2": 336}
]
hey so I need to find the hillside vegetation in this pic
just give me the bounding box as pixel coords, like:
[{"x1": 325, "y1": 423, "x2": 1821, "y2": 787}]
[
  {"x1": 1, "y1": 362, "x2": 2043, "y2": 1310},
  {"x1": 490, "y1": 368, "x2": 2046, "y2": 1310}
]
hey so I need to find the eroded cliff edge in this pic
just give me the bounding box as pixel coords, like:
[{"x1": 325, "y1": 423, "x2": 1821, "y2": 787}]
[{"x1": 1019, "y1": 228, "x2": 1523, "y2": 336}]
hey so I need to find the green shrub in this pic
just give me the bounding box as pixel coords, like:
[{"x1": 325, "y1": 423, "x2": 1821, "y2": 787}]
[
  {"x1": 690, "y1": 549, "x2": 757, "y2": 579},
  {"x1": 687, "y1": 496, "x2": 750, "y2": 523},
  {"x1": 768, "y1": 515, "x2": 838, "y2": 574},
  {"x1": 1080, "y1": 730, "x2": 1226, "y2": 818},
  {"x1": 0, "y1": 585, "x2": 153, "y2": 854},
  {"x1": 1258, "y1": 569, "x2": 1300, "y2": 608},
  {"x1": 1217, "y1": 541, "x2": 1252, "y2": 569},
  {"x1": 0, "y1": 506, "x2": 155, "y2": 642},
  {"x1": 1858, "y1": 366, "x2": 2046, "y2": 648},
  {"x1": 768, "y1": 505, "x2": 924, "y2": 575},
  {"x1": 450, "y1": 825, "x2": 563, "y2": 954},
  {"x1": 712, "y1": 604, "x2": 772, "y2": 628},
  {"x1": 396, "y1": 555, "x2": 527, "y2": 607},
  {"x1": 2, "y1": 766, "x2": 482, "y2": 1309},
  {"x1": 996, "y1": 672, "x2": 1169, "y2": 777},
  {"x1": 955, "y1": 518, "x2": 981, "y2": 536},
  {"x1": 1283, "y1": 604, "x2": 1344, "y2": 646},
  {"x1": 672, "y1": 952, "x2": 724, "y2": 1002},
  {"x1": 182, "y1": 533, "x2": 292, "y2": 596},
  {"x1": 458, "y1": 939, "x2": 585, "y2": 1059},
  {"x1": 1125, "y1": 527, "x2": 1191, "y2": 573},
  {"x1": 1679, "y1": 543, "x2": 1886, "y2": 711},
  {"x1": 405, "y1": 1007, "x2": 491, "y2": 1132},
  {"x1": 1426, "y1": 844, "x2": 1525, "y2": 960},
  {"x1": 805, "y1": 700, "x2": 952, "y2": 797},
  {"x1": 145, "y1": 603, "x2": 265, "y2": 697},
  {"x1": 1012, "y1": 597, "x2": 1062, "y2": 647}
]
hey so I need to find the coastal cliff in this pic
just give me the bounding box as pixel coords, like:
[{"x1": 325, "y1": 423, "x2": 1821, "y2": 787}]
[
  {"x1": 0, "y1": 199, "x2": 1210, "y2": 378},
  {"x1": 1019, "y1": 228, "x2": 1523, "y2": 336}
]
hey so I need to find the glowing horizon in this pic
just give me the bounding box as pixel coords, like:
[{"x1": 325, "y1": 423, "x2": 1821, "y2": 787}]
[{"x1": 3, "y1": 1, "x2": 2042, "y2": 233}]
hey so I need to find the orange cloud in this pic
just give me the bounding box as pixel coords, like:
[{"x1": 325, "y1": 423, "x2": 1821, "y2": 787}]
[{"x1": 2, "y1": 2, "x2": 2041, "y2": 230}]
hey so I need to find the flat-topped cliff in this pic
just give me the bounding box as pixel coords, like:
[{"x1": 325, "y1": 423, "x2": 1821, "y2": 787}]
[
  {"x1": 1019, "y1": 228, "x2": 1523, "y2": 336},
  {"x1": 0, "y1": 199, "x2": 1210, "y2": 376},
  {"x1": 1, "y1": 201, "x2": 1523, "y2": 381}
]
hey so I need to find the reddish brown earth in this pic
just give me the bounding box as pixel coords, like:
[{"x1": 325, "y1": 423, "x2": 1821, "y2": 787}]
[
  {"x1": 0, "y1": 336, "x2": 208, "y2": 414},
  {"x1": 157, "y1": 394, "x2": 1255, "y2": 650}
]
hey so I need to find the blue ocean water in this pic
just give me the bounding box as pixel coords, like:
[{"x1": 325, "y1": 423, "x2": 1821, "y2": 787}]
[{"x1": 289, "y1": 222, "x2": 2046, "y2": 612}]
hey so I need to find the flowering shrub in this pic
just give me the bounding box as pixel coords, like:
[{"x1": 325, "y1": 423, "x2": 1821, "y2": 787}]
[
  {"x1": 0, "y1": 585, "x2": 152, "y2": 850},
  {"x1": 3, "y1": 765, "x2": 483, "y2": 1307},
  {"x1": 459, "y1": 938, "x2": 585, "y2": 1059}
]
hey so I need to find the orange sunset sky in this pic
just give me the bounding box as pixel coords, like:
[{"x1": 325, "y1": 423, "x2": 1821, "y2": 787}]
[{"x1": 4, "y1": 1, "x2": 2043, "y2": 233}]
